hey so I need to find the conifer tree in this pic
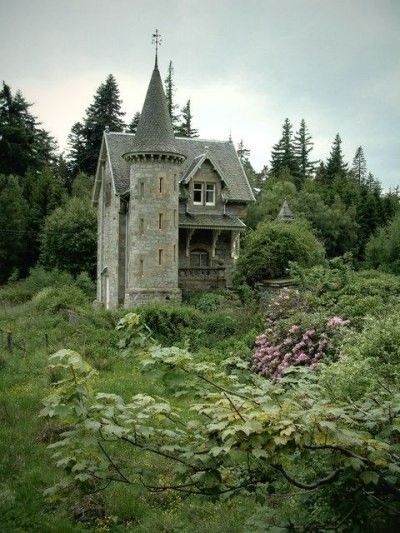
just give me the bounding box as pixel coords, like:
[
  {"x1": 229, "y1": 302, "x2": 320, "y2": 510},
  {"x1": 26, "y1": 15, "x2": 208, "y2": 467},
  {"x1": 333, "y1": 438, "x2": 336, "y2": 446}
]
[
  {"x1": 164, "y1": 61, "x2": 180, "y2": 132},
  {"x1": 294, "y1": 119, "x2": 316, "y2": 184},
  {"x1": 270, "y1": 118, "x2": 299, "y2": 183},
  {"x1": 237, "y1": 139, "x2": 251, "y2": 163},
  {"x1": 0, "y1": 174, "x2": 28, "y2": 282},
  {"x1": 237, "y1": 140, "x2": 262, "y2": 192},
  {"x1": 325, "y1": 133, "x2": 348, "y2": 182},
  {"x1": 0, "y1": 82, "x2": 56, "y2": 176},
  {"x1": 351, "y1": 146, "x2": 367, "y2": 185},
  {"x1": 128, "y1": 112, "x2": 141, "y2": 134},
  {"x1": 176, "y1": 100, "x2": 199, "y2": 138},
  {"x1": 68, "y1": 74, "x2": 125, "y2": 176}
]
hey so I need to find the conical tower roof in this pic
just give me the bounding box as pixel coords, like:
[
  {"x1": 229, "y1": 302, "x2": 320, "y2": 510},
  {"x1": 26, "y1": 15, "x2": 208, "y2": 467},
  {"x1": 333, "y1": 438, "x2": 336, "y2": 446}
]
[
  {"x1": 277, "y1": 199, "x2": 295, "y2": 222},
  {"x1": 132, "y1": 63, "x2": 179, "y2": 154}
]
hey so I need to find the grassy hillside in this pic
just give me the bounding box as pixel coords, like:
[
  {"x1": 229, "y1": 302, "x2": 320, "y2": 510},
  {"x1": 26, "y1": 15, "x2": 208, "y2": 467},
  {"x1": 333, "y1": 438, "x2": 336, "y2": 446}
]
[{"x1": 0, "y1": 279, "x2": 262, "y2": 532}]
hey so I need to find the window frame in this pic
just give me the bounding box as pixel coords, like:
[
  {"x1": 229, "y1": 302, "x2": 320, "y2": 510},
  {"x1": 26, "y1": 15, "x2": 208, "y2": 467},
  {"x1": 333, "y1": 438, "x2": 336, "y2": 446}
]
[
  {"x1": 193, "y1": 182, "x2": 203, "y2": 205},
  {"x1": 205, "y1": 183, "x2": 216, "y2": 206},
  {"x1": 192, "y1": 182, "x2": 216, "y2": 206}
]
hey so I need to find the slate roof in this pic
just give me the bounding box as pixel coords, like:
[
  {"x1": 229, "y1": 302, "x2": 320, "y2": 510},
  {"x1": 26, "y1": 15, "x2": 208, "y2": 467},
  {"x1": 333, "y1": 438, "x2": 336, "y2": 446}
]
[
  {"x1": 179, "y1": 213, "x2": 246, "y2": 230},
  {"x1": 277, "y1": 199, "x2": 295, "y2": 221},
  {"x1": 102, "y1": 133, "x2": 255, "y2": 203},
  {"x1": 131, "y1": 65, "x2": 180, "y2": 154}
]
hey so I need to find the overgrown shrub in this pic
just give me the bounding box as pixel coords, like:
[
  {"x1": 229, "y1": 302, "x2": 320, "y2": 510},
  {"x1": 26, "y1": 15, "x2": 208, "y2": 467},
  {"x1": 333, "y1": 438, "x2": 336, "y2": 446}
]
[
  {"x1": 136, "y1": 303, "x2": 203, "y2": 345},
  {"x1": 32, "y1": 285, "x2": 89, "y2": 313},
  {"x1": 39, "y1": 197, "x2": 97, "y2": 277},
  {"x1": 236, "y1": 220, "x2": 325, "y2": 285},
  {"x1": 365, "y1": 212, "x2": 400, "y2": 274},
  {"x1": 252, "y1": 317, "x2": 349, "y2": 381}
]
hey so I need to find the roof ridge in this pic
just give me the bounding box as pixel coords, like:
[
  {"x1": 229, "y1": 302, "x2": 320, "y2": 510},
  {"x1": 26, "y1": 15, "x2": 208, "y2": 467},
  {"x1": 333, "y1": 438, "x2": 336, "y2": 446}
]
[{"x1": 175, "y1": 137, "x2": 230, "y2": 143}]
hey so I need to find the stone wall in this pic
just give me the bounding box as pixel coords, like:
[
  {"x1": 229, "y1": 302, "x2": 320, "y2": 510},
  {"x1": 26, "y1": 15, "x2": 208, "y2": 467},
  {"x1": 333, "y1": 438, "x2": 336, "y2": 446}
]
[
  {"x1": 96, "y1": 160, "x2": 121, "y2": 309},
  {"x1": 124, "y1": 155, "x2": 182, "y2": 306}
]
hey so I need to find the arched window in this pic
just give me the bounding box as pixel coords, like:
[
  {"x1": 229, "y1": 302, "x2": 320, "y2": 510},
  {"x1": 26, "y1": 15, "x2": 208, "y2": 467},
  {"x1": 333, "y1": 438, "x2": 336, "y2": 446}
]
[{"x1": 190, "y1": 249, "x2": 209, "y2": 267}]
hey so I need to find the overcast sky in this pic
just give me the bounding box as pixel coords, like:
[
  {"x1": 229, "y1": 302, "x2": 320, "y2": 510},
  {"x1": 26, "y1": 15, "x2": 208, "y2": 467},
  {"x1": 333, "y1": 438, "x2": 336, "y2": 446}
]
[{"x1": 1, "y1": 0, "x2": 399, "y2": 186}]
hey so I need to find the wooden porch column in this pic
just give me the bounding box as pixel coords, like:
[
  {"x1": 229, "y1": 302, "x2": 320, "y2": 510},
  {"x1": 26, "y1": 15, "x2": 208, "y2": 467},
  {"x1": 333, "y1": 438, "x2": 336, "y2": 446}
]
[
  {"x1": 230, "y1": 231, "x2": 240, "y2": 260},
  {"x1": 211, "y1": 230, "x2": 221, "y2": 258},
  {"x1": 185, "y1": 229, "x2": 195, "y2": 257}
]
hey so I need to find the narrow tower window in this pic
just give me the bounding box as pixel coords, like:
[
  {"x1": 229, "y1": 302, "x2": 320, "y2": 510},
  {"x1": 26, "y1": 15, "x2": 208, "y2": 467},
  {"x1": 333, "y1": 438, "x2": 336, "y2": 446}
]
[
  {"x1": 140, "y1": 218, "x2": 144, "y2": 235},
  {"x1": 174, "y1": 209, "x2": 177, "y2": 228},
  {"x1": 173, "y1": 244, "x2": 176, "y2": 263},
  {"x1": 174, "y1": 174, "x2": 177, "y2": 192},
  {"x1": 139, "y1": 258, "x2": 144, "y2": 276},
  {"x1": 140, "y1": 181, "x2": 145, "y2": 199},
  {"x1": 159, "y1": 177, "x2": 164, "y2": 193},
  {"x1": 158, "y1": 249, "x2": 163, "y2": 265},
  {"x1": 158, "y1": 213, "x2": 163, "y2": 230}
]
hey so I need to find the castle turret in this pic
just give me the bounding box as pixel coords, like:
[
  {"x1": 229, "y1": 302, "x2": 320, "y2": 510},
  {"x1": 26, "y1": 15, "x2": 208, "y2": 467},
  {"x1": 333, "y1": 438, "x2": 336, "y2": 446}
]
[{"x1": 122, "y1": 53, "x2": 185, "y2": 306}]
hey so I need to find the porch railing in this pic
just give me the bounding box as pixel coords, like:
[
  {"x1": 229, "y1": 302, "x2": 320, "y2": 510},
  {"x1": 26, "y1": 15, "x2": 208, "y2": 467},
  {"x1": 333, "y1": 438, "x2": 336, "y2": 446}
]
[{"x1": 178, "y1": 267, "x2": 226, "y2": 280}]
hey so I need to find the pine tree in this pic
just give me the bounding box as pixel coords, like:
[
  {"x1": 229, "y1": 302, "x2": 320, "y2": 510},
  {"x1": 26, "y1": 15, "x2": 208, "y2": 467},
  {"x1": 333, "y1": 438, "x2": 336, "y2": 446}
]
[
  {"x1": 325, "y1": 133, "x2": 348, "y2": 182},
  {"x1": 0, "y1": 174, "x2": 28, "y2": 282},
  {"x1": 270, "y1": 118, "x2": 299, "y2": 182},
  {"x1": 164, "y1": 61, "x2": 180, "y2": 133},
  {"x1": 68, "y1": 74, "x2": 125, "y2": 176},
  {"x1": 294, "y1": 119, "x2": 316, "y2": 185},
  {"x1": 0, "y1": 82, "x2": 56, "y2": 176},
  {"x1": 352, "y1": 146, "x2": 367, "y2": 185},
  {"x1": 237, "y1": 140, "x2": 262, "y2": 192},
  {"x1": 176, "y1": 99, "x2": 199, "y2": 138},
  {"x1": 237, "y1": 139, "x2": 250, "y2": 163},
  {"x1": 128, "y1": 112, "x2": 141, "y2": 134}
]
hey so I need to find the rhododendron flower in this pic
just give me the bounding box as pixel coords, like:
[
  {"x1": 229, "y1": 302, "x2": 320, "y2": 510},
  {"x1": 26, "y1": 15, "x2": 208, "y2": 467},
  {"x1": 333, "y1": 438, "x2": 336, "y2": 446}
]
[{"x1": 327, "y1": 316, "x2": 350, "y2": 328}]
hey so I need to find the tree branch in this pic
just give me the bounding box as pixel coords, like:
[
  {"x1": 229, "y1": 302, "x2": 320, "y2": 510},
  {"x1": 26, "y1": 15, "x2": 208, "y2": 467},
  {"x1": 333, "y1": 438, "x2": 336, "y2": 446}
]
[{"x1": 273, "y1": 464, "x2": 342, "y2": 489}]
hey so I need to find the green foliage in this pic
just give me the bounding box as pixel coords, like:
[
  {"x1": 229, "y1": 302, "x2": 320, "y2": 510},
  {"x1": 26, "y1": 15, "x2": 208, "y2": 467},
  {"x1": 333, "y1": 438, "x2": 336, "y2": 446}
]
[
  {"x1": 116, "y1": 312, "x2": 154, "y2": 351},
  {"x1": 0, "y1": 266, "x2": 77, "y2": 305},
  {"x1": 32, "y1": 285, "x2": 89, "y2": 313},
  {"x1": 136, "y1": 303, "x2": 203, "y2": 345},
  {"x1": 176, "y1": 99, "x2": 199, "y2": 138},
  {"x1": 192, "y1": 292, "x2": 227, "y2": 312},
  {"x1": 39, "y1": 197, "x2": 97, "y2": 277},
  {"x1": 41, "y1": 343, "x2": 400, "y2": 528},
  {"x1": 0, "y1": 82, "x2": 57, "y2": 176},
  {"x1": 365, "y1": 211, "x2": 400, "y2": 274},
  {"x1": 237, "y1": 220, "x2": 325, "y2": 284},
  {"x1": 68, "y1": 74, "x2": 125, "y2": 176},
  {"x1": 0, "y1": 174, "x2": 28, "y2": 282}
]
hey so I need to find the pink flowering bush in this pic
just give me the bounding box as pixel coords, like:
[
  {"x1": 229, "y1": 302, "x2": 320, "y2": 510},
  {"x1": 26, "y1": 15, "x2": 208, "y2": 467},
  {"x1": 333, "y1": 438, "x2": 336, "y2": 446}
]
[{"x1": 252, "y1": 317, "x2": 349, "y2": 381}]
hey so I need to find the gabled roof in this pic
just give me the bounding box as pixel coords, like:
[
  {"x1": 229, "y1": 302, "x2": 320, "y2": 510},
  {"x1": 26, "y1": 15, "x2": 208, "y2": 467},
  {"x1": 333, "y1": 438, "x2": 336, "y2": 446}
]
[
  {"x1": 131, "y1": 65, "x2": 180, "y2": 155},
  {"x1": 92, "y1": 132, "x2": 255, "y2": 204},
  {"x1": 180, "y1": 150, "x2": 228, "y2": 185}
]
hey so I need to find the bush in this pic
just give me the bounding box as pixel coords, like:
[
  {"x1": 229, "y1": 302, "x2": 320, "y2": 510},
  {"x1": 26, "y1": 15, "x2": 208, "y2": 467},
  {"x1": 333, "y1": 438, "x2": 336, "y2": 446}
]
[
  {"x1": 365, "y1": 212, "x2": 400, "y2": 274},
  {"x1": 0, "y1": 267, "x2": 95, "y2": 306},
  {"x1": 32, "y1": 285, "x2": 89, "y2": 313},
  {"x1": 136, "y1": 303, "x2": 203, "y2": 345},
  {"x1": 236, "y1": 221, "x2": 325, "y2": 285},
  {"x1": 192, "y1": 293, "x2": 227, "y2": 312},
  {"x1": 39, "y1": 197, "x2": 97, "y2": 277},
  {"x1": 0, "y1": 267, "x2": 74, "y2": 305}
]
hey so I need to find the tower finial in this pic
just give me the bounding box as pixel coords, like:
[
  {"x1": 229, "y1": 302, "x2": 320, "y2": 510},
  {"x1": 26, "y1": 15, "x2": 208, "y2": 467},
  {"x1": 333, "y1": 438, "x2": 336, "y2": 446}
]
[{"x1": 152, "y1": 29, "x2": 162, "y2": 68}]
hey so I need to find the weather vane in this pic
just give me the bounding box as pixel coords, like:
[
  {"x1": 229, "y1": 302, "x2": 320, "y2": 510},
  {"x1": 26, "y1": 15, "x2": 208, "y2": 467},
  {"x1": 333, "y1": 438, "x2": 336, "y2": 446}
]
[{"x1": 152, "y1": 29, "x2": 162, "y2": 66}]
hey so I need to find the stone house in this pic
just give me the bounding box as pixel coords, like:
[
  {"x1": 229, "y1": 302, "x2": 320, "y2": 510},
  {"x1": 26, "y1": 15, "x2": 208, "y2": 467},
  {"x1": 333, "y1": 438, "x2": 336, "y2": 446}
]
[{"x1": 92, "y1": 57, "x2": 254, "y2": 308}]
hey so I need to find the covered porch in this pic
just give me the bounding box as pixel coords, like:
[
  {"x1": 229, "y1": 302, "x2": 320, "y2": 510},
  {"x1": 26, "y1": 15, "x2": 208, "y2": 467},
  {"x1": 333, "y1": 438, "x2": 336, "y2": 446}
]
[{"x1": 178, "y1": 213, "x2": 245, "y2": 292}]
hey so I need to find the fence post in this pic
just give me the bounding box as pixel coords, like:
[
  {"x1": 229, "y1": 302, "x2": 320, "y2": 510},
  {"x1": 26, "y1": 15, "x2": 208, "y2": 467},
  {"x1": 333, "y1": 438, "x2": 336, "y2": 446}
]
[
  {"x1": 45, "y1": 333, "x2": 49, "y2": 354},
  {"x1": 6, "y1": 331, "x2": 13, "y2": 353}
]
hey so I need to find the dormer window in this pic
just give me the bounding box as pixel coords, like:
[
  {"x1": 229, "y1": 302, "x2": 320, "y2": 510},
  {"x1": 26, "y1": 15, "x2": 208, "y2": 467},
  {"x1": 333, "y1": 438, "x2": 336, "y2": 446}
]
[
  {"x1": 193, "y1": 182, "x2": 203, "y2": 205},
  {"x1": 193, "y1": 182, "x2": 216, "y2": 206},
  {"x1": 205, "y1": 183, "x2": 215, "y2": 206}
]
